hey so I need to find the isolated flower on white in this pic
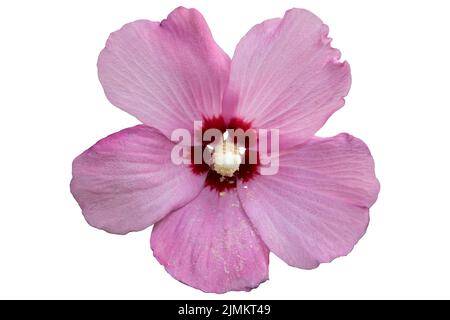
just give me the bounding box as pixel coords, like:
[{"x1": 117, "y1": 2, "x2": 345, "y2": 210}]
[{"x1": 71, "y1": 7, "x2": 380, "y2": 293}]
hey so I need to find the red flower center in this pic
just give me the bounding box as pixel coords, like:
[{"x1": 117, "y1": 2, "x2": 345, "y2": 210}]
[{"x1": 190, "y1": 116, "x2": 259, "y2": 192}]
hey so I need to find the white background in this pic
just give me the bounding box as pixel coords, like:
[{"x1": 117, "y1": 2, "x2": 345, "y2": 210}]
[{"x1": 1, "y1": 0, "x2": 449, "y2": 299}]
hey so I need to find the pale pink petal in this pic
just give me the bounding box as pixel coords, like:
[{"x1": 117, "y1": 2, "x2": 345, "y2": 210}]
[
  {"x1": 151, "y1": 188, "x2": 269, "y2": 293},
  {"x1": 98, "y1": 7, "x2": 230, "y2": 139},
  {"x1": 224, "y1": 9, "x2": 351, "y2": 149},
  {"x1": 71, "y1": 125, "x2": 204, "y2": 235},
  {"x1": 237, "y1": 134, "x2": 379, "y2": 269}
]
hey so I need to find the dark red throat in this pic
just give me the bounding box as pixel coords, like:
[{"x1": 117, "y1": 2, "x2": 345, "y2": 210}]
[{"x1": 190, "y1": 116, "x2": 259, "y2": 192}]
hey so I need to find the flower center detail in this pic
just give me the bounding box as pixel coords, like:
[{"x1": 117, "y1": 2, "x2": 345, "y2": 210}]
[
  {"x1": 209, "y1": 132, "x2": 246, "y2": 177},
  {"x1": 190, "y1": 116, "x2": 259, "y2": 192}
]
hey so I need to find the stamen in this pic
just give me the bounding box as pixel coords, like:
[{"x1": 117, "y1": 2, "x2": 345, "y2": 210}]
[
  {"x1": 210, "y1": 132, "x2": 245, "y2": 177},
  {"x1": 191, "y1": 116, "x2": 258, "y2": 192}
]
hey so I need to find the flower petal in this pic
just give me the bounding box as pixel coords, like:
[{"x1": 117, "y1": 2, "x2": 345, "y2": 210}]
[
  {"x1": 71, "y1": 125, "x2": 204, "y2": 235},
  {"x1": 237, "y1": 134, "x2": 379, "y2": 269},
  {"x1": 224, "y1": 9, "x2": 351, "y2": 149},
  {"x1": 151, "y1": 188, "x2": 269, "y2": 293},
  {"x1": 98, "y1": 7, "x2": 230, "y2": 139}
]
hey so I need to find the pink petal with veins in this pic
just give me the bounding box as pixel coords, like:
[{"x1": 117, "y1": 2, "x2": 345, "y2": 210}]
[
  {"x1": 224, "y1": 9, "x2": 351, "y2": 149},
  {"x1": 238, "y1": 134, "x2": 379, "y2": 268},
  {"x1": 98, "y1": 7, "x2": 230, "y2": 140},
  {"x1": 71, "y1": 125, "x2": 205, "y2": 234},
  {"x1": 151, "y1": 188, "x2": 269, "y2": 293}
]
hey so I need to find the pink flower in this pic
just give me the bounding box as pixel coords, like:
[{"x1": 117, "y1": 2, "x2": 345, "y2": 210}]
[{"x1": 71, "y1": 7, "x2": 380, "y2": 293}]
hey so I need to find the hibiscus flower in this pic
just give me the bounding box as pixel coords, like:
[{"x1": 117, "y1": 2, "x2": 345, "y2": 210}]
[{"x1": 71, "y1": 7, "x2": 380, "y2": 293}]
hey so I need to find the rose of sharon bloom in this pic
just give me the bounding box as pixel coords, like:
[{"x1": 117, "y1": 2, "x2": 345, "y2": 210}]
[{"x1": 71, "y1": 7, "x2": 380, "y2": 293}]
